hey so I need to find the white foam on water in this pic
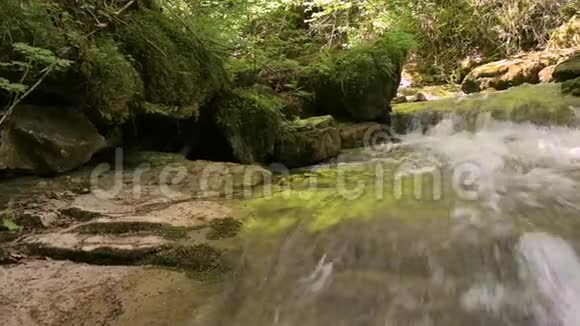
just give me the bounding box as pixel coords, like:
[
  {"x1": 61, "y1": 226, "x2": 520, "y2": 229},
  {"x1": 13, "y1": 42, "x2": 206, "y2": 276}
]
[
  {"x1": 518, "y1": 232, "x2": 580, "y2": 326},
  {"x1": 299, "y1": 254, "x2": 334, "y2": 295}
]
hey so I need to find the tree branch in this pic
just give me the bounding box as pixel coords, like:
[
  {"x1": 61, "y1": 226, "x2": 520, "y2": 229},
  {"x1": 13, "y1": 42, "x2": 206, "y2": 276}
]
[{"x1": 0, "y1": 64, "x2": 54, "y2": 129}]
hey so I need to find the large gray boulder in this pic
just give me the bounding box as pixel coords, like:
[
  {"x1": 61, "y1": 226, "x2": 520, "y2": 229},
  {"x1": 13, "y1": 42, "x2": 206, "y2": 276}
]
[
  {"x1": 275, "y1": 115, "x2": 342, "y2": 168},
  {"x1": 0, "y1": 106, "x2": 106, "y2": 174}
]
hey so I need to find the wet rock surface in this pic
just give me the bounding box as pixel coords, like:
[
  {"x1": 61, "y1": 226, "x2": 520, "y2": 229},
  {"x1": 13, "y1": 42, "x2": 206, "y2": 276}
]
[
  {"x1": 0, "y1": 152, "x2": 265, "y2": 325},
  {"x1": 275, "y1": 116, "x2": 342, "y2": 168}
]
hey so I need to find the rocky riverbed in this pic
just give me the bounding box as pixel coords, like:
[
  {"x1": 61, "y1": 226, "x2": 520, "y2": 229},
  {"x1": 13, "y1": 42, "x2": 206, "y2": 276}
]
[{"x1": 0, "y1": 152, "x2": 271, "y2": 326}]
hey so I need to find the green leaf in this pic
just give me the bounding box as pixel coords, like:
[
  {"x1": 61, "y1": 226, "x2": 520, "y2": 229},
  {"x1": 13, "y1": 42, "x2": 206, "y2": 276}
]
[
  {"x1": 0, "y1": 61, "x2": 32, "y2": 70},
  {"x1": 12, "y1": 43, "x2": 72, "y2": 71},
  {"x1": 2, "y1": 219, "x2": 21, "y2": 232},
  {"x1": 0, "y1": 77, "x2": 29, "y2": 94}
]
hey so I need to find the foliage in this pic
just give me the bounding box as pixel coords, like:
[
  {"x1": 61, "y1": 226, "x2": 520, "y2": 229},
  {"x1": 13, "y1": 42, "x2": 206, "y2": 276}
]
[
  {"x1": 0, "y1": 43, "x2": 72, "y2": 98},
  {"x1": 382, "y1": 0, "x2": 578, "y2": 81},
  {"x1": 0, "y1": 41, "x2": 72, "y2": 127},
  {"x1": 208, "y1": 0, "x2": 576, "y2": 83},
  {"x1": 310, "y1": 30, "x2": 414, "y2": 120},
  {"x1": 313, "y1": 31, "x2": 414, "y2": 92},
  {"x1": 547, "y1": 15, "x2": 580, "y2": 50},
  {"x1": 0, "y1": 0, "x2": 74, "y2": 57},
  {"x1": 83, "y1": 37, "x2": 143, "y2": 123},
  {"x1": 0, "y1": 0, "x2": 229, "y2": 124},
  {"x1": 116, "y1": 7, "x2": 229, "y2": 119}
]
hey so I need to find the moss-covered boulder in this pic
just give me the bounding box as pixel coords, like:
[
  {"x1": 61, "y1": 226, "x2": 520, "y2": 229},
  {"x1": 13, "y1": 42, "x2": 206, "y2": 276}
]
[
  {"x1": 0, "y1": 106, "x2": 105, "y2": 174},
  {"x1": 116, "y1": 8, "x2": 228, "y2": 120},
  {"x1": 213, "y1": 87, "x2": 288, "y2": 164},
  {"x1": 310, "y1": 33, "x2": 413, "y2": 121},
  {"x1": 275, "y1": 116, "x2": 341, "y2": 168},
  {"x1": 461, "y1": 49, "x2": 578, "y2": 94},
  {"x1": 553, "y1": 55, "x2": 580, "y2": 82},
  {"x1": 562, "y1": 77, "x2": 580, "y2": 96},
  {"x1": 0, "y1": 1, "x2": 228, "y2": 126}
]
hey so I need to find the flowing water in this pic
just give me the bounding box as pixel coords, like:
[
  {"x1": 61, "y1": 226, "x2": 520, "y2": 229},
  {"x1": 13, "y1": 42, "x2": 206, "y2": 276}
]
[{"x1": 214, "y1": 113, "x2": 580, "y2": 326}]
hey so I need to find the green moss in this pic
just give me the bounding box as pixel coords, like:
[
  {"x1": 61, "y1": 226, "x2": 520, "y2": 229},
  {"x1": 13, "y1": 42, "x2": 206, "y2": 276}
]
[
  {"x1": 151, "y1": 244, "x2": 226, "y2": 272},
  {"x1": 116, "y1": 8, "x2": 228, "y2": 119},
  {"x1": 399, "y1": 85, "x2": 462, "y2": 98},
  {"x1": 27, "y1": 244, "x2": 159, "y2": 266},
  {"x1": 291, "y1": 115, "x2": 335, "y2": 130},
  {"x1": 84, "y1": 37, "x2": 143, "y2": 123},
  {"x1": 394, "y1": 84, "x2": 580, "y2": 127},
  {"x1": 1, "y1": 1, "x2": 228, "y2": 123},
  {"x1": 75, "y1": 222, "x2": 189, "y2": 240},
  {"x1": 214, "y1": 87, "x2": 289, "y2": 163},
  {"x1": 562, "y1": 77, "x2": 580, "y2": 96},
  {"x1": 207, "y1": 218, "x2": 242, "y2": 240},
  {"x1": 26, "y1": 242, "x2": 228, "y2": 273}
]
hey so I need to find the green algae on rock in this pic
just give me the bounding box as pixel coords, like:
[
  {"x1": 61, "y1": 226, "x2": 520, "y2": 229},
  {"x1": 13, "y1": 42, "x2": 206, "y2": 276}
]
[
  {"x1": 240, "y1": 161, "x2": 453, "y2": 235},
  {"x1": 393, "y1": 84, "x2": 580, "y2": 131}
]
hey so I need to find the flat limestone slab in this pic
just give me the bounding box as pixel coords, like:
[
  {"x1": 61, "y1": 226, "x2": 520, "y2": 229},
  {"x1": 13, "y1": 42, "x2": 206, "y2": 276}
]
[
  {"x1": 85, "y1": 200, "x2": 234, "y2": 229},
  {"x1": 23, "y1": 232, "x2": 168, "y2": 253}
]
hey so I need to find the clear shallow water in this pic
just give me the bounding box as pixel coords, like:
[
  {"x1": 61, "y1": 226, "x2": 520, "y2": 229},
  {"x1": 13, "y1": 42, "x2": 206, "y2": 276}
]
[{"x1": 215, "y1": 115, "x2": 580, "y2": 326}]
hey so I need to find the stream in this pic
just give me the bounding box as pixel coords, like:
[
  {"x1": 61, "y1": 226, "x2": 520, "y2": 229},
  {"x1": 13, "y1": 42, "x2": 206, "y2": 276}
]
[{"x1": 215, "y1": 113, "x2": 580, "y2": 326}]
